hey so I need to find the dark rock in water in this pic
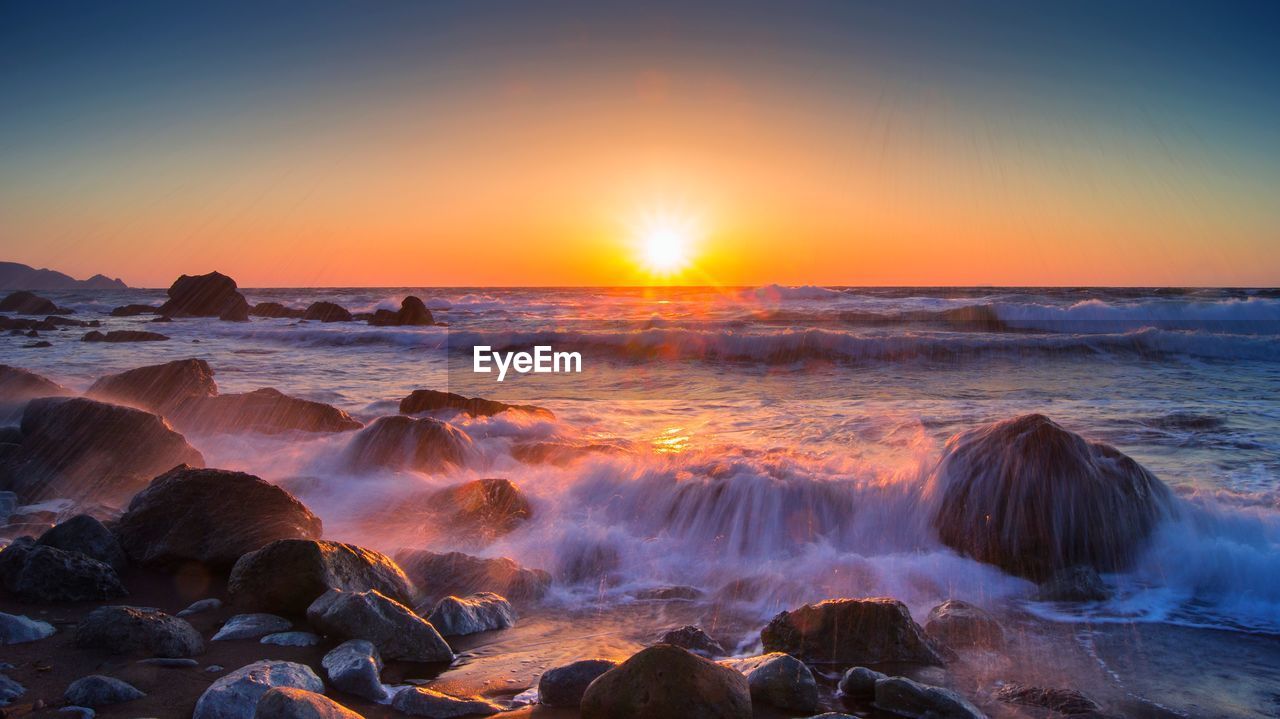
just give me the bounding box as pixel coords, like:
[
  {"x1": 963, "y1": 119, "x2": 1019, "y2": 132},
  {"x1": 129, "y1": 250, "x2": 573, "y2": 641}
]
[
  {"x1": 581, "y1": 644, "x2": 752, "y2": 719},
  {"x1": 1034, "y1": 566, "x2": 1113, "y2": 602},
  {"x1": 178, "y1": 597, "x2": 224, "y2": 617},
  {"x1": 930, "y1": 414, "x2": 1174, "y2": 580},
  {"x1": 260, "y1": 631, "x2": 320, "y2": 647},
  {"x1": 838, "y1": 666, "x2": 887, "y2": 699},
  {"x1": 658, "y1": 625, "x2": 724, "y2": 658},
  {"x1": 158, "y1": 271, "x2": 250, "y2": 321},
  {"x1": 874, "y1": 676, "x2": 985, "y2": 719},
  {"x1": 36, "y1": 514, "x2": 128, "y2": 570},
  {"x1": 0, "y1": 542, "x2": 126, "y2": 602},
  {"x1": 21, "y1": 341, "x2": 51, "y2": 348},
  {"x1": 253, "y1": 686, "x2": 363, "y2": 719},
  {"x1": 0, "y1": 291, "x2": 63, "y2": 315},
  {"x1": 45, "y1": 315, "x2": 96, "y2": 327},
  {"x1": 761, "y1": 598, "x2": 944, "y2": 666},
  {"x1": 0, "y1": 610, "x2": 56, "y2": 644},
  {"x1": 511, "y1": 441, "x2": 621, "y2": 465},
  {"x1": 391, "y1": 687, "x2": 501, "y2": 717},
  {"x1": 109, "y1": 304, "x2": 158, "y2": 317},
  {"x1": 87, "y1": 358, "x2": 217, "y2": 416},
  {"x1": 115, "y1": 466, "x2": 322, "y2": 569},
  {"x1": 368, "y1": 296, "x2": 434, "y2": 326},
  {"x1": 995, "y1": 683, "x2": 1101, "y2": 715},
  {"x1": 64, "y1": 675, "x2": 145, "y2": 707},
  {"x1": 0, "y1": 317, "x2": 55, "y2": 332},
  {"x1": 0, "y1": 364, "x2": 68, "y2": 402},
  {"x1": 345, "y1": 415, "x2": 474, "y2": 473},
  {"x1": 400, "y1": 388, "x2": 551, "y2": 418},
  {"x1": 306, "y1": 588, "x2": 453, "y2": 663},
  {"x1": 0, "y1": 673, "x2": 25, "y2": 706},
  {"x1": 634, "y1": 585, "x2": 703, "y2": 601},
  {"x1": 75, "y1": 606, "x2": 204, "y2": 657},
  {"x1": 151, "y1": 315, "x2": 172, "y2": 322},
  {"x1": 556, "y1": 540, "x2": 621, "y2": 584},
  {"x1": 137, "y1": 657, "x2": 199, "y2": 668},
  {"x1": 923, "y1": 600, "x2": 1005, "y2": 650},
  {"x1": 212, "y1": 613, "x2": 292, "y2": 641},
  {"x1": 228, "y1": 539, "x2": 414, "y2": 614},
  {"x1": 394, "y1": 549, "x2": 552, "y2": 604},
  {"x1": 81, "y1": 330, "x2": 169, "y2": 343},
  {"x1": 722, "y1": 652, "x2": 818, "y2": 713},
  {"x1": 250, "y1": 302, "x2": 306, "y2": 319},
  {"x1": 180, "y1": 388, "x2": 362, "y2": 435},
  {"x1": 193, "y1": 660, "x2": 323, "y2": 719},
  {"x1": 322, "y1": 639, "x2": 386, "y2": 702},
  {"x1": 425, "y1": 592, "x2": 515, "y2": 636},
  {"x1": 414, "y1": 478, "x2": 532, "y2": 541},
  {"x1": 538, "y1": 659, "x2": 618, "y2": 708},
  {"x1": 302, "y1": 301, "x2": 352, "y2": 323}
]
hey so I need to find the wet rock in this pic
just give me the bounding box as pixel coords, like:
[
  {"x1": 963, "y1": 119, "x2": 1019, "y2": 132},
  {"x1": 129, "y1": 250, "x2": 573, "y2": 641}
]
[
  {"x1": 994, "y1": 683, "x2": 1101, "y2": 715},
  {"x1": 213, "y1": 614, "x2": 292, "y2": 641},
  {"x1": 838, "y1": 666, "x2": 886, "y2": 699},
  {"x1": 306, "y1": 588, "x2": 453, "y2": 663},
  {"x1": 0, "y1": 397, "x2": 204, "y2": 504},
  {"x1": 1035, "y1": 566, "x2": 1113, "y2": 602},
  {"x1": 109, "y1": 304, "x2": 158, "y2": 317},
  {"x1": 425, "y1": 592, "x2": 515, "y2": 636},
  {"x1": 193, "y1": 660, "x2": 324, "y2": 719},
  {"x1": 761, "y1": 597, "x2": 944, "y2": 666},
  {"x1": 0, "y1": 543, "x2": 126, "y2": 602},
  {"x1": 0, "y1": 673, "x2": 25, "y2": 706},
  {"x1": 0, "y1": 291, "x2": 62, "y2": 315},
  {"x1": 391, "y1": 687, "x2": 500, "y2": 717},
  {"x1": 158, "y1": 271, "x2": 249, "y2": 321},
  {"x1": 179, "y1": 597, "x2": 224, "y2": 616},
  {"x1": 36, "y1": 514, "x2": 127, "y2": 570},
  {"x1": 0, "y1": 365, "x2": 68, "y2": 402},
  {"x1": 368, "y1": 296, "x2": 434, "y2": 326},
  {"x1": 399, "y1": 389, "x2": 550, "y2": 418},
  {"x1": 581, "y1": 644, "x2": 751, "y2": 719},
  {"x1": 510, "y1": 442, "x2": 627, "y2": 466},
  {"x1": 64, "y1": 675, "x2": 144, "y2": 707},
  {"x1": 394, "y1": 550, "x2": 551, "y2": 604},
  {"x1": 253, "y1": 687, "x2": 364, "y2": 719},
  {"x1": 137, "y1": 657, "x2": 200, "y2": 668},
  {"x1": 180, "y1": 388, "x2": 362, "y2": 434},
  {"x1": 260, "y1": 631, "x2": 321, "y2": 647},
  {"x1": 228, "y1": 539, "x2": 414, "y2": 614},
  {"x1": 250, "y1": 303, "x2": 306, "y2": 319},
  {"x1": 0, "y1": 610, "x2": 55, "y2": 644},
  {"x1": 924, "y1": 600, "x2": 1005, "y2": 650},
  {"x1": 81, "y1": 330, "x2": 169, "y2": 343},
  {"x1": 722, "y1": 652, "x2": 818, "y2": 713},
  {"x1": 301, "y1": 302, "x2": 351, "y2": 323},
  {"x1": 21, "y1": 340, "x2": 51, "y2": 348},
  {"x1": 634, "y1": 585, "x2": 703, "y2": 601},
  {"x1": 537, "y1": 659, "x2": 617, "y2": 708},
  {"x1": 415, "y1": 478, "x2": 531, "y2": 541},
  {"x1": 321, "y1": 639, "x2": 386, "y2": 702},
  {"x1": 75, "y1": 606, "x2": 204, "y2": 657},
  {"x1": 657, "y1": 625, "x2": 724, "y2": 658},
  {"x1": 874, "y1": 676, "x2": 985, "y2": 719},
  {"x1": 930, "y1": 414, "x2": 1174, "y2": 580},
  {"x1": 556, "y1": 540, "x2": 621, "y2": 584},
  {"x1": 115, "y1": 466, "x2": 322, "y2": 569},
  {"x1": 344, "y1": 416, "x2": 474, "y2": 473},
  {"x1": 86, "y1": 358, "x2": 217, "y2": 416}
]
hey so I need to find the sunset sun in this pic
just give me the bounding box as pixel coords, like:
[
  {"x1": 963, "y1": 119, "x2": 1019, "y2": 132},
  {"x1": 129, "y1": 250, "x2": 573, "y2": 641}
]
[{"x1": 633, "y1": 210, "x2": 700, "y2": 276}]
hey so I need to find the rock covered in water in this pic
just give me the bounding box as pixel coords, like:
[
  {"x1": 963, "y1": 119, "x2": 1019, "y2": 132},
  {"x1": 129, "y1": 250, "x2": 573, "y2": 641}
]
[
  {"x1": 425, "y1": 592, "x2": 515, "y2": 636},
  {"x1": 994, "y1": 683, "x2": 1101, "y2": 715},
  {"x1": 302, "y1": 302, "x2": 351, "y2": 323},
  {"x1": 634, "y1": 585, "x2": 703, "y2": 601},
  {"x1": 1035, "y1": 566, "x2": 1113, "y2": 602},
  {"x1": 722, "y1": 652, "x2": 818, "y2": 713},
  {"x1": 416, "y1": 478, "x2": 532, "y2": 541},
  {"x1": 87, "y1": 358, "x2": 218, "y2": 416},
  {"x1": 321, "y1": 639, "x2": 386, "y2": 702},
  {"x1": 36, "y1": 514, "x2": 127, "y2": 570},
  {"x1": 394, "y1": 549, "x2": 551, "y2": 604},
  {"x1": 345, "y1": 415, "x2": 475, "y2": 473},
  {"x1": 399, "y1": 389, "x2": 551, "y2": 418},
  {"x1": 930, "y1": 414, "x2": 1173, "y2": 580},
  {"x1": 229, "y1": 539, "x2": 414, "y2": 614},
  {"x1": 923, "y1": 600, "x2": 1005, "y2": 650},
  {"x1": 115, "y1": 466, "x2": 322, "y2": 568},
  {"x1": 0, "y1": 610, "x2": 55, "y2": 644},
  {"x1": 838, "y1": 666, "x2": 887, "y2": 699},
  {"x1": 213, "y1": 614, "x2": 293, "y2": 641},
  {"x1": 180, "y1": 388, "x2": 362, "y2": 434},
  {"x1": 159, "y1": 271, "x2": 249, "y2": 321},
  {"x1": 193, "y1": 660, "x2": 324, "y2": 719},
  {"x1": 0, "y1": 541, "x2": 126, "y2": 602},
  {"x1": 874, "y1": 676, "x2": 985, "y2": 719},
  {"x1": 81, "y1": 329, "x2": 169, "y2": 342},
  {"x1": 657, "y1": 625, "x2": 724, "y2": 658},
  {"x1": 537, "y1": 659, "x2": 618, "y2": 708},
  {"x1": 253, "y1": 687, "x2": 364, "y2": 719},
  {"x1": 306, "y1": 588, "x2": 453, "y2": 663},
  {"x1": 391, "y1": 686, "x2": 501, "y2": 717},
  {"x1": 0, "y1": 364, "x2": 68, "y2": 403},
  {"x1": 761, "y1": 597, "x2": 944, "y2": 666},
  {"x1": 368, "y1": 296, "x2": 434, "y2": 326},
  {"x1": 581, "y1": 644, "x2": 751, "y2": 719},
  {"x1": 0, "y1": 291, "x2": 64, "y2": 315},
  {"x1": 75, "y1": 606, "x2": 204, "y2": 657},
  {"x1": 63, "y1": 675, "x2": 145, "y2": 707}
]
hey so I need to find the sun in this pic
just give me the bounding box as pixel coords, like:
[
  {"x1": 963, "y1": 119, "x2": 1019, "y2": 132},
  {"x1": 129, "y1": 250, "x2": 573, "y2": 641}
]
[{"x1": 632, "y1": 210, "x2": 700, "y2": 276}]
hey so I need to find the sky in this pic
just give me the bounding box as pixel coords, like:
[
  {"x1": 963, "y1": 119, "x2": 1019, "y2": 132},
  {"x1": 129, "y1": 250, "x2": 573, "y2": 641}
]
[{"x1": 1, "y1": 1, "x2": 1278, "y2": 287}]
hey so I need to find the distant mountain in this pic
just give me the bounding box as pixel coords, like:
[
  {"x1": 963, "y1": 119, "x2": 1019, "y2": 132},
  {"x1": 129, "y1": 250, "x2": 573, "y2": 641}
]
[{"x1": 0, "y1": 261, "x2": 128, "y2": 290}]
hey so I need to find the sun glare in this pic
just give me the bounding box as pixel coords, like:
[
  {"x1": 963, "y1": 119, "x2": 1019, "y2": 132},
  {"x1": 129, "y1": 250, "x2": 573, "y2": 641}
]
[{"x1": 633, "y1": 210, "x2": 700, "y2": 276}]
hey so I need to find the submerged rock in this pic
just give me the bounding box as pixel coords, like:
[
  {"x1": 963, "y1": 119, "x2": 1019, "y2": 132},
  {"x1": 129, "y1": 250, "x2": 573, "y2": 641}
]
[
  {"x1": 322, "y1": 639, "x2": 386, "y2": 702},
  {"x1": 761, "y1": 597, "x2": 944, "y2": 666},
  {"x1": 1034, "y1": 566, "x2": 1113, "y2": 602},
  {"x1": 538, "y1": 659, "x2": 618, "y2": 708},
  {"x1": 193, "y1": 660, "x2": 324, "y2": 719},
  {"x1": 930, "y1": 414, "x2": 1174, "y2": 580},
  {"x1": 0, "y1": 364, "x2": 68, "y2": 403},
  {"x1": 923, "y1": 600, "x2": 1005, "y2": 650},
  {"x1": 722, "y1": 652, "x2": 818, "y2": 713},
  {"x1": 425, "y1": 592, "x2": 515, "y2": 636},
  {"x1": 390, "y1": 686, "x2": 500, "y2": 717},
  {"x1": 657, "y1": 625, "x2": 724, "y2": 658},
  {"x1": 0, "y1": 542, "x2": 126, "y2": 602},
  {"x1": 875, "y1": 676, "x2": 986, "y2": 719},
  {"x1": 180, "y1": 388, "x2": 362, "y2": 434},
  {"x1": 158, "y1": 271, "x2": 249, "y2": 321},
  {"x1": 345, "y1": 415, "x2": 475, "y2": 473},
  {"x1": 306, "y1": 588, "x2": 453, "y2": 663},
  {"x1": 581, "y1": 644, "x2": 751, "y2": 719},
  {"x1": 75, "y1": 606, "x2": 204, "y2": 657},
  {"x1": 229, "y1": 539, "x2": 414, "y2": 614},
  {"x1": 416, "y1": 478, "x2": 532, "y2": 541},
  {"x1": 87, "y1": 358, "x2": 218, "y2": 416},
  {"x1": 838, "y1": 666, "x2": 887, "y2": 699},
  {"x1": 394, "y1": 549, "x2": 551, "y2": 604},
  {"x1": 253, "y1": 687, "x2": 364, "y2": 719},
  {"x1": 302, "y1": 301, "x2": 351, "y2": 323},
  {"x1": 64, "y1": 675, "x2": 145, "y2": 707},
  {"x1": 634, "y1": 585, "x2": 703, "y2": 601},
  {"x1": 213, "y1": 614, "x2": 293, "y2": 641},
  {"x1": 368, "y1": 296, "x2": 434, "y2": 326},
  {"x1": 994, "y1": 683, "x2": 1101, "y2": 715},
  {"x1": 36, "y1": 514, "x2": 128, "y2": 570},
  {"x1": 81, "y1": 329, "x2": 169, "y2": 342},
  {"x1": 0, "y1": 610, "x2": 56, "y2": 644},
  {"x1": 399, "y1": 389, "x2": 550, "y2": 418}
]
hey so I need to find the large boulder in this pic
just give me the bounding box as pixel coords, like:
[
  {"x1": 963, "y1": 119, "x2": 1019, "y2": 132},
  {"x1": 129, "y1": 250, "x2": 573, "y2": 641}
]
[
  {"x1": 399, "y1": 389, "x2": 551, "y2": 418},
  {"x1": 302, "y1": 302, "x2": 351, "y2": 323},
  {"x1": 87, "y1": 358, "x2": 217, "y2": 416},
  {"x1": 874, "y1": 676, "x2": 986, "y2": 719},
  {"x1": 761, "y1": 598, "x2": 945, "y2": 666},
  {"x1": 0, "y1": 291, "x2": 63, "y2": 315},
  {"x1": 158, "y1": 271, "x2": 249, "y2": 321},
  {"x1": 229, "y1": 539, "x2": 415, "y2": 614},
  {"x1": 37, "y1": 514, "x2": 128, "y2": 570},
  {"x1": 0, "y1": 365, "x2": 68, "y2": 403},
  {"x1": 581, "y1": 644, "x2": 751, "y2": 719},
  {"x1": 306, "y1": 588, "x2": 453, "y2": 663},
  {"x1": 344, "y1": 416, "x2": 474, "y2": 473},
  {"x1": 923, "y1": 600, "x2": 1005, "y2": 650},
  {"x1": 368, "y1": 296, "x2": 434, "y2": 326},
  {"x1": 75, "y1": 606, "x2": 204, "y2": 657},
  {"x1": 538, "y1": 659, "x2": 618, "y2": 708},
  {"x1": 722, "y1": 652, "x2": 818, "y2": 713},
  {"x1": 322, "y1": 639, "x2": 386, "y2": 702},
  {"x1": 425, "y1": 592, "x2": 515, "y2": 636},
  {"x1": 413, "y1": 478, "x2": 532, "y2": 541},
  {"x1": 929, "y1": 414, "x2": 1174, "y2": 580},
  {"x1": 0, "y1": 397, "x2": 204, "y2": 503},
  {"x1": 0, "y1": 540, "x2": 127, "y2": 602},
  {"x1": 194, "y1": 660, "x2": 323, "y2": 719},
  {"x1": 114, "y1": 467, "x2": 323, "y2": 568},
  {"x1": 394, "y1": 549, "x2": 552, "y2": 604},
  {"x1": 390, "y1": 687, "x2": 500, "y2": 717},
  {"x1": 253, "y1": 687, "x2": 363, "y2": 719},
  {"x1": 64, "y1": 675, "x2": 145, "y2": 707},
  {"x1": 179, "y1": 388, "x2": 362, "y2": 434}
]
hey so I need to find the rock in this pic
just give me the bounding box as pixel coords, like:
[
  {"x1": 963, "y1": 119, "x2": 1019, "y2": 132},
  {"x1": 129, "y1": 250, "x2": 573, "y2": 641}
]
[
  {"x1": 260, "y1": 632, "x2": 321, "y2": 647},
  {"x1": 75, "y1": 606, "x2": 204, "y2": 657},
  {"x1": 115, "y1": 466, "x2": 322, "y2": 569},
  {"x1": 581, "y1": 644, "x2": 751, "y2": 719},
  {"x1": 368, "y1": 296, "x2": 434, "y2": 327},
  {"x1": 0, "y1": 291, "x2": 62, "y2": 315},
  {"x1": 923, "y1": 600, "x2": 1005, "y2": 650},
  {"x1": 426, "y1": 592, "x2": 515, "y2": 636},
  {"x1": 838, "y1": 666, "x2": 887, "y2": 699},
  {"x1": 158, "y1": 271, "x2": 250, "y2": 321},
  {"x1": 0, "y1": 397, "x2": 204, "y2": 504},
  {"x1": 0, "y1": 611, "x2": 55, "y2": 644},
  {"x1": 874, "y1": 676, "x2": 986, "y2": 719},
  {"x1": 929, "y1": 414, "x2": 1174, "y2": 580},
  {"x1": 306, "y1": 588, "x2": 453, "y2": 663},
  {"x1": 81, "y1": 330, "x2": 169, "y2": 342},
  {"x1": 634, "y1": 585, "x2": 703, "y2": 601},
  {"x1": 657, "y1": 625, "x2": 724, "y2": 658},
  {"x1": 213, "y1": 614, "x2": 293, "y2": 641},
  {"x1": 0, "y1": 673, "x2": 25, "y2": 706},
  {"x1": 555, "y1": 540, "x2": 621, "y2": 584},
  {"x1": 137, "y1": 657, "x2": 200, "y2": 667},
  {"x1": 322, "y1": 639, "x2": 386, "y2": 702},
  {"x1": 250, "y1": 303, "x2": 305, "y2": 319},
  {"x1": 761, "y1": 598, "x2": 944, "y2": 666},
  {"x1": 538, "y1": 659, "x2": 617, "y2": 708},
  {"x1": 344, "y1": 416, "x2": 474, "y2": 473},
  {"x1": 394, "y1": 550, "x2": 551, "y2": 604},
  {"x1": 994, "y1": 683, "x2": 1101, "y2": 715},
  {"x1": 0, "y1": 364, "x2": 68, "y2": 402},
  {"x1": 21, "y1": 340, "x2": 51, "y2": 348},
  {"x1": 413, "y1": 478, "x2": 531, "y2": 541},
  {"x1": 722, "y1": 652, "x2": 818, "y2": 713},
  {"x1": 228, "y1": 539, "x2": 415, "y2": 614},
  {"x1": 0, "y1": 543, "x2": 126, "y2": 602},
  {"x1": 179, "y1": 597, "x2": 224, "y2": 616},
  {"x1": 179, "y1": 388, "x2": 362, "y2": 434},
  {"x1": 399, "y1": 389, "x2": 550, "y2": 418},
  {"x1": 64, "y1": 675, "x2": 145, "y2": 707},
  {"x1": 36, "y1": 514, "x2": 127, "y2": 570},
  {"x1": 806, "y1": 715, "x2": 858, "y2": 719},
  {"x1": 193, "y1": 660, "x2": 324, "y2": 719},
  {"x1": 109, "y1": 304, "x2": 158, "y2": 317},
  {"x1": 301, "y1": 302, "x2": 351, "y2": 323},
  {"x1": 1035, "y1": 566, "x2": 1113, "y2": 602},
  {"x1": 391, "y1": 687, "x2": 500, "y2": 717},
  {"x1": 86, "y1": 358, "x2": 217, "y2": 416},
  {"x1": 253, "y1": 687, "x2": 364, "y2": 719}
]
